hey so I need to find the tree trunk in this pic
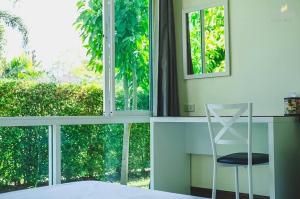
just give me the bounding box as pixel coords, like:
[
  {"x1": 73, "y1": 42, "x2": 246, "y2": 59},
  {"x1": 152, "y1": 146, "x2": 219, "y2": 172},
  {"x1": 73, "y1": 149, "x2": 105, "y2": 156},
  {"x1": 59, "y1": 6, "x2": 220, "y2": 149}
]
[
  {"x1": 120, "y1": 122, "x2": 131, "y2": 185},
  {"x1": 121, "y1": 74, "x2": 131, "y2": 185},
  {"x1": 132, "y1": 65, "x2": 138, "y2": 110},
  {"x1": 120, "y1": 66, "x2": 138, "y2": 185}
]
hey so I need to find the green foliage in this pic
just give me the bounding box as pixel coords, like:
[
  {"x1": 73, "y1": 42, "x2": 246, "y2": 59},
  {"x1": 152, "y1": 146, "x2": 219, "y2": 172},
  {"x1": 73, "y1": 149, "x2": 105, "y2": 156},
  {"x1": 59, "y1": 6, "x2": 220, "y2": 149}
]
[
  {"x1": 0, "y1": 54, "x2": 43, "y2": 80},
  {"x1": 0, "y1": 80, "x2": 150, "y2": 192},
  {"x1": 0, "y1": 80, "x2": 103, "y2": 116},
  {"x1": 188, "y1": 6, "x2": 225, "y2": 74},
  {"x1": 0, "y1": 10, "x2": 29, "y2": 49},
  {"x1": 0, "y1": 126, "x2": 48, "y2": 191},
  {"x1": 0, "y1": 25, "x2": 5, "y2": 56},
  {"x1": 0, "y1": 8, "x2": 29, "y2": 70},
  {"x1": 74, "y1": 0, "x2": 103, "y2": 73},
  {"x1": 114, "y1": 0, "x2": 149, "y2": 83},
  {"x1": 74, "y1": 0, "x2": 150, "y2": 111},
  {"x1": 188, "y1": 11, "x2": 203, "y2": 74},
  {"x1": 204, "y1": 6, "x2": 225, "y2": 73}
]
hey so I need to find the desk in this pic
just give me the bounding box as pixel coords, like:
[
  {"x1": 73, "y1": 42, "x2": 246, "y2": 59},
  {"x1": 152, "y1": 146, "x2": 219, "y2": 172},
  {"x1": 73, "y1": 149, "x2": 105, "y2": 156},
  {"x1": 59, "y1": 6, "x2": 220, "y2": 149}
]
[{"x1": 150, "y1": 117, "x2": 300, "y2": 199}]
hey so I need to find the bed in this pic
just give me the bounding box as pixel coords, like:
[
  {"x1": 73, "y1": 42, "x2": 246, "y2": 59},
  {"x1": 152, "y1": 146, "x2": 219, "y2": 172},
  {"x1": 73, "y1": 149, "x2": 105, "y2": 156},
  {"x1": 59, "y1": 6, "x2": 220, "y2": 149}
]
[{"x1": 0, "y1": 181, "x2": 204, "y2": 199}]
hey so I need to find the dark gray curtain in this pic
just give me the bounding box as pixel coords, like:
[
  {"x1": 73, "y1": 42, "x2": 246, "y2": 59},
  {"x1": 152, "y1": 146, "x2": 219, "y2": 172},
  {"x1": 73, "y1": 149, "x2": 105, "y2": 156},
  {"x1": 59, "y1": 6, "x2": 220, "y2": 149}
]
[
  {"x1": 186, "y1": 14, "x2": 194, "y2": 75},
  {"x1": 157, "y1": 0, "x2": 179, "y2": 116}
]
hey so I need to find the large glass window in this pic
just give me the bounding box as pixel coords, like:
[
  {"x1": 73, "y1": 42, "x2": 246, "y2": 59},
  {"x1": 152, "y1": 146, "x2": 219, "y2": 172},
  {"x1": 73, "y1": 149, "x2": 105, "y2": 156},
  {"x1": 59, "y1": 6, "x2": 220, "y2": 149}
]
[{"x1": 0, "y1": 0, "x2": 151, "y2": 193}]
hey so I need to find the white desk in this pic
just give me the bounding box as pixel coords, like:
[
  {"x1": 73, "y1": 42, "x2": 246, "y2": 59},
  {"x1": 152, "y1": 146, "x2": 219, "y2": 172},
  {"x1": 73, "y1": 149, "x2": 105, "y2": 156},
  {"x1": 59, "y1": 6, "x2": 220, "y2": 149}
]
[{"x1": 150, "y1": 117, "x2": 300, "y2": 199}]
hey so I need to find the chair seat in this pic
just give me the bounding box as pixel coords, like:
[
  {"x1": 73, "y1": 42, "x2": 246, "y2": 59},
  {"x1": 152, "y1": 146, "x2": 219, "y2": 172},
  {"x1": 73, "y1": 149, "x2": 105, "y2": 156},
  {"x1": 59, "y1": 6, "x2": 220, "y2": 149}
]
[{"x1": 217, "y1": 153, "x2": 269, "y2": 165}]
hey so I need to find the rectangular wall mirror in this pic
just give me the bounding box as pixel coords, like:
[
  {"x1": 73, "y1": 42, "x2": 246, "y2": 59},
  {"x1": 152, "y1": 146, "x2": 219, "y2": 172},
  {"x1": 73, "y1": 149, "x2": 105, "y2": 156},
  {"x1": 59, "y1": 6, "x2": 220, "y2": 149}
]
[{"x1": 182, "y1": 0, "x2": 230, "y2": 79}]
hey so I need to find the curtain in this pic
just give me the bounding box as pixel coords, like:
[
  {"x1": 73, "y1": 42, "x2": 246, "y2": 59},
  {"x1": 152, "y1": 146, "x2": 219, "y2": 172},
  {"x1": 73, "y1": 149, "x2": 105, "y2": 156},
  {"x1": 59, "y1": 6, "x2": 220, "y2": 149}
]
[
  {"x1": 186, "y1": 14, "x2": 194, "y2": 75},
  {"x1": 157, "y1": 0, "x2": 179, "y2": 116}
]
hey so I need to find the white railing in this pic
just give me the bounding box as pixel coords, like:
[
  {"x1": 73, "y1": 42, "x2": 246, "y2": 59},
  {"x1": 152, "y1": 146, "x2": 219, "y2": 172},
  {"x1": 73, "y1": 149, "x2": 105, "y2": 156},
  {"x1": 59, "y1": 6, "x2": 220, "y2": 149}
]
[
  {"x1": 0, "y1": 115, "x2": 150, "y2": 186},
  {"x1": 0, "y1": 115, "x2": 149, "y2": 127}
]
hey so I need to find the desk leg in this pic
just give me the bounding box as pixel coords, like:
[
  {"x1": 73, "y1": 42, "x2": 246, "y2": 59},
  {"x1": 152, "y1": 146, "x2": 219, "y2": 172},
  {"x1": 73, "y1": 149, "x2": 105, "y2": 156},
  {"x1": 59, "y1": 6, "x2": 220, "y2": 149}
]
[
  {"x1": 271, "y1": 121, "x2": 300, "y2": 199},
  {"x1": 150, "y1": 122, "x2": 190, "y2": 194},
  {"x1": 268, "y1": 123, "x2": 275, "y2": 199}
]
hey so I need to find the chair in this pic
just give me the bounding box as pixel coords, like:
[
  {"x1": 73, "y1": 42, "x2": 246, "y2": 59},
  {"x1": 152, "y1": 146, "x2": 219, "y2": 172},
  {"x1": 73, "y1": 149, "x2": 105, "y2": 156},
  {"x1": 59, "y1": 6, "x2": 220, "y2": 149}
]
[{"x1": 204, "y1": 103, "x2": 269, "y2": 199}]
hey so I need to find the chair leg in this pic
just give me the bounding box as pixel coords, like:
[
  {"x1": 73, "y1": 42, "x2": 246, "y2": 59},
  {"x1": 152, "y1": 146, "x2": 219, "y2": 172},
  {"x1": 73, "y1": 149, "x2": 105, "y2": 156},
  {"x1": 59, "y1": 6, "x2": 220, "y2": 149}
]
[
  {"x1": 248, "y1": 165, "x2": 253, "y2": 199},
  {"x1": 235, "y1": 166, "x2": 240, "y2": 199},
  {"x1": 212, "y1": 162, "x2": 217, "y2": 199}
]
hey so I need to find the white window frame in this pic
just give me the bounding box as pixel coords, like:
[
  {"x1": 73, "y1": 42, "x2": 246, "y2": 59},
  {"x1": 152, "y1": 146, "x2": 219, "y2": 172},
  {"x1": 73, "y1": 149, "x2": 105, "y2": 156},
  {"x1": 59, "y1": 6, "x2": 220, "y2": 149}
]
[{"x1": 103, "y1": 0, "x2": 152, "y2": 117}]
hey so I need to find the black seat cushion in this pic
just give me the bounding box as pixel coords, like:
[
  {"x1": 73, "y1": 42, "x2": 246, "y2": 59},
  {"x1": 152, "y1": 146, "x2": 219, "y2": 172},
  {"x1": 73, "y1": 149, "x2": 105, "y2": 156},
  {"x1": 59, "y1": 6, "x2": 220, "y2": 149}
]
[{"x1": 217, "y1": 153, "x2": 269, "y2": 165}]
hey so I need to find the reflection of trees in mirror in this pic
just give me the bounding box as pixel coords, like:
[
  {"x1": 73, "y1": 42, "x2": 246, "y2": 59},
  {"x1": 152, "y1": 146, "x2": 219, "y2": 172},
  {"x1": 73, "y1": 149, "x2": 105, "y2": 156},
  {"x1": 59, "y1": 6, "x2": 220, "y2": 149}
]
[
  {"x1": 188, "y1": 6, "x2": 225, "y2": 74},
  {"x1": 204, "y1": 6, "x2": 225, "y2": 73},
  {"x1": 188, "y1": 11, "x2": 202, "y2": 74}
]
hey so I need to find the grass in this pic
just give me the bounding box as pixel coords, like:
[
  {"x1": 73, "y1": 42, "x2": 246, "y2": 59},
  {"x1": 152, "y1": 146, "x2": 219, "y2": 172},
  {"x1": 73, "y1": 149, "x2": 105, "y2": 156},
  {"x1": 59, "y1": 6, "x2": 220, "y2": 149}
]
[{"x1": 128, "y1": 177, "x2": 150, "y2": 189}]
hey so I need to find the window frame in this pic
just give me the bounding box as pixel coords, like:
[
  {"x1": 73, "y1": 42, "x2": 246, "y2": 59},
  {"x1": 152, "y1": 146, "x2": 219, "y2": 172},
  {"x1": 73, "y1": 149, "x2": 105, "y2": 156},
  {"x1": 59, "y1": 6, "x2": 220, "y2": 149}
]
[{"x1": 103, "y1": 0, "x2": 152, "y2": 117}]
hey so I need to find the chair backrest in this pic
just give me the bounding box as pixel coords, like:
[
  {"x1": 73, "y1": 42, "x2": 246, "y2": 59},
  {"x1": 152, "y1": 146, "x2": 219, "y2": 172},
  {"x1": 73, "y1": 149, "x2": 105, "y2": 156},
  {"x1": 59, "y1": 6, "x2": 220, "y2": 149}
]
[{"x1": 205, "y1": 103, "x2": 253, "y2": 163}]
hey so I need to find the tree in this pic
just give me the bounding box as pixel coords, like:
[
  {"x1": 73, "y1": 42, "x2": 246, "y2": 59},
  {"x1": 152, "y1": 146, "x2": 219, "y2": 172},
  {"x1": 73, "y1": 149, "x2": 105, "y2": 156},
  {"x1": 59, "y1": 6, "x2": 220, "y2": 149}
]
[
  {"x1": 74, "y1": 0, "x2": 103, "y2": 73},
  {"x1": 0, "y1": 10, "x2": 29, "y2": 55},
  {"x1": 0, "y1": 25, "x2": 5, "y2": 56},
  {"x1": 75, "y1": 0, "x2": 150, "y2": 184},
  {"x1": 0, "y1": 53, "x2": 43, "y2": 79}
]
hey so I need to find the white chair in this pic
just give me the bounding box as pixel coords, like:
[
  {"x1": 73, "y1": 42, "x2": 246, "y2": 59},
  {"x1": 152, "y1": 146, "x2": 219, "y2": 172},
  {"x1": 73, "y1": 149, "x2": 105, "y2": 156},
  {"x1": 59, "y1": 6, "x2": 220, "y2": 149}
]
[{"x1": 204, "y1": 103, "x2": 269, "y2": 199}]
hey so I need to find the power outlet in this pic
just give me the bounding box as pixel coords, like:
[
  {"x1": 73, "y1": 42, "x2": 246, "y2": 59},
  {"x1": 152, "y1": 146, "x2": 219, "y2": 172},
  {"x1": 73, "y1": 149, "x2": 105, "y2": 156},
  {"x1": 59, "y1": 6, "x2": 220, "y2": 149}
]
[{"x1": 184, "y1": 104, "x2": 195, "y2": 112}]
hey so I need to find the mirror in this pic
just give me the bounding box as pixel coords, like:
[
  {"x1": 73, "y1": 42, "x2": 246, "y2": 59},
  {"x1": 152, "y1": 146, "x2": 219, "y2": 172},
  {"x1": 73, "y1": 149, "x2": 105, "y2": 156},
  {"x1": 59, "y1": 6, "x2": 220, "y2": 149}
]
[{"x1": 182, "y1": 1, "x2": 230, "y2": 79}]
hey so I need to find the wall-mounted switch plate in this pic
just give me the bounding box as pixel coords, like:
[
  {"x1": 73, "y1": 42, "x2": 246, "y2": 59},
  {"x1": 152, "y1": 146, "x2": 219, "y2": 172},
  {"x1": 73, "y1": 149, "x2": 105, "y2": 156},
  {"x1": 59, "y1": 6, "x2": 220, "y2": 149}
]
[{"x1": 184, "y1": 104, "x2": 195, "y2": 112}]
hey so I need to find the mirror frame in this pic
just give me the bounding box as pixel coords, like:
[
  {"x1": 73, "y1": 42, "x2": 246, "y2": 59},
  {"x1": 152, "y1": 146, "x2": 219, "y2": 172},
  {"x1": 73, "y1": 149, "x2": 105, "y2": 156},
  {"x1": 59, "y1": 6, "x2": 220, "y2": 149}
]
[{"x1": 182, "y1": 0, "x2": 230, "y2": 80}]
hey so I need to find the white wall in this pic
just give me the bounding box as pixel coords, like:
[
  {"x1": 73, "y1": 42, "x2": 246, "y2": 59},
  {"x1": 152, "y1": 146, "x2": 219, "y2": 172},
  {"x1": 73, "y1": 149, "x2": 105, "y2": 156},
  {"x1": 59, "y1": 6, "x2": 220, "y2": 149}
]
[
  {"x1": 175, "y1": 0, "x2": 300, "y2": 117},
  {"x1": 173, "y1": 0, "x2": 300, "y2": 196}
]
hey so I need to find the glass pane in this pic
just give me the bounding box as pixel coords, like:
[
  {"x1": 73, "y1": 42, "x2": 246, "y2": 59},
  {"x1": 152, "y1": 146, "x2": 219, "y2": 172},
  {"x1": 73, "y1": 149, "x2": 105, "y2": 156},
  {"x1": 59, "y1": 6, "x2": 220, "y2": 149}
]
[
  {"x1": 0, "y1": 0, "x2": 103, "y2": 116},
  {"x1": 61, "y1": 123, "x2": 150, "y2": 188},
  {"x1": 115, "y1": 0, "x2": 150, "y2": 111},
  {"x1": 127, "y1": 123, "x2": 150, "y2": 188},
  {"x1": 204, "y1": 6, "x2": 225, "y2": 73},
  {"x1": 186, "y1": 11, "x2": 203, "y2": 74},
  {"x1": 0, "y1": 126, "x2": 48, "y2": 193},
  {"x1": 61, "y1": 124, "x2": 124, "y2": 183}
]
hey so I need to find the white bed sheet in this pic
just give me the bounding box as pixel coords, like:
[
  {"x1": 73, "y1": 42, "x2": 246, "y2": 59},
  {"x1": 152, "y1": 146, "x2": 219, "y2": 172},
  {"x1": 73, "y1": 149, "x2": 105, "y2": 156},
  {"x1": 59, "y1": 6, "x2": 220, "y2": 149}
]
[{"x1": 0, "y1": 181, "x2": 204, "y2": 199}]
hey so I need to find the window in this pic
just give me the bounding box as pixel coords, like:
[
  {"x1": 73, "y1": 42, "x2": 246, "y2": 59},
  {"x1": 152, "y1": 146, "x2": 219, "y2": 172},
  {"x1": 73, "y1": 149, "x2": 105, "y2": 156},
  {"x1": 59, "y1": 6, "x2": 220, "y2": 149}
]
[{"x1": 0, "y1": 0, "x2": 151, "y2": 193}]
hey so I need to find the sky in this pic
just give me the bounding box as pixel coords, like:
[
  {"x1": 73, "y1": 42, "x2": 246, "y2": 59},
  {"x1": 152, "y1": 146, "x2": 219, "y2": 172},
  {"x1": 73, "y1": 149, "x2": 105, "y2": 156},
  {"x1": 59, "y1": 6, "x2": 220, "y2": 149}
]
[{"x1": 1, "y1": 0, "x2": 89, "y2": 82}]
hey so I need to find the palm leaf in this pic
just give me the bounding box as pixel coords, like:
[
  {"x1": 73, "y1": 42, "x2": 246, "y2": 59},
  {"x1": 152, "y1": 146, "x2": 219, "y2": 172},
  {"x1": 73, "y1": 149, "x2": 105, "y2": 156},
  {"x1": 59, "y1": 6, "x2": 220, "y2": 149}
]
[{"x1": 0, "y1": 10, "x2": 29, "y2": 47}]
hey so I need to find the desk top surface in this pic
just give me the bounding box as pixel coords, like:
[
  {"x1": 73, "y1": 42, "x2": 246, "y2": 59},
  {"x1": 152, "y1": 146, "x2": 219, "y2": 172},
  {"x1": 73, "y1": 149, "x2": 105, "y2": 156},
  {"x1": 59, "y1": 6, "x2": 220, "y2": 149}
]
[{"x1": 150, "y1": 116, "x2": 297, "y2": 123}]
